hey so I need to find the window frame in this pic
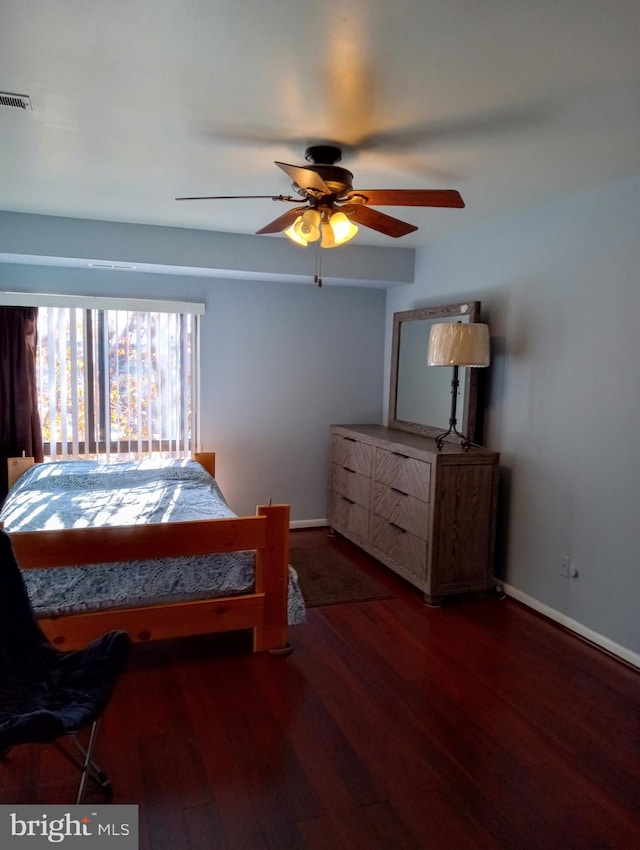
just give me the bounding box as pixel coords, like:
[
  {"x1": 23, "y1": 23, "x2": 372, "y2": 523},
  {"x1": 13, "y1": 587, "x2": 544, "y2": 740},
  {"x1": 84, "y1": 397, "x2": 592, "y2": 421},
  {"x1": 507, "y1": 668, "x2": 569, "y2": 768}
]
[{"x1": 1, "y1": 291, "x2": 204, "y2": 462}]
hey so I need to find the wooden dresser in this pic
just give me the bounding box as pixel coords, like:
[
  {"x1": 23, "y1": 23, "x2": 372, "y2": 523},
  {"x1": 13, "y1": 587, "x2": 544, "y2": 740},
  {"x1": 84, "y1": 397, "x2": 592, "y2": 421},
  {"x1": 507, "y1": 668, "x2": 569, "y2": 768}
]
[{"x1": 328, "y1": 424, "x2": 499, "y2": 605}]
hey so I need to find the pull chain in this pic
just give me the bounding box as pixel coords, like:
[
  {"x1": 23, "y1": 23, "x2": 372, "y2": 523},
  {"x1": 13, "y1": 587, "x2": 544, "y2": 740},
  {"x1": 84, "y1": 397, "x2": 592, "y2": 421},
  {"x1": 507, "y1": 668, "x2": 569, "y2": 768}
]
[{"x1": 313, "y1": 239, "x2": 323, "y2": 287}]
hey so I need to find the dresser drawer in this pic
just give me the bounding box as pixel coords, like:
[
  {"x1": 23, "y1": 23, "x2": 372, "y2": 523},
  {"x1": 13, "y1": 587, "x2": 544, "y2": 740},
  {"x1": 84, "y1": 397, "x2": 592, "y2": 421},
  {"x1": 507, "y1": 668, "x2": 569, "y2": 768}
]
[
  {"x1": 331, "y1": 463, "x2": 370, "y2": 509},
  {"x1": 332, "y1": 433, "x2": 372, "y2": 476},
  {"x1": 372, "y1": 516, "x2": 427, "y2": 582},
  {"x1": 373, "y1": 482, "x2": 429, "y2": 539},
  {"x1": 329, "y1": 491, "x2": 370, "y2": 541},
  {"x1": 374, "y1": 448, "x2": 431, "y2": 502}
]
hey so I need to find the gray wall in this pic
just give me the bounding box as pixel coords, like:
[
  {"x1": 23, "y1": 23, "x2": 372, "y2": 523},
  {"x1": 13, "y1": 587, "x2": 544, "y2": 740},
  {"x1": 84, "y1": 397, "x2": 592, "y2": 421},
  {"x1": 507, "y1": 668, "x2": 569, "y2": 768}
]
[
  {"x1": 200, "y1": 278, "x2": 385, "y2": 518},
  {"x1": 385, "y1": 176, "x2": 640, "y2": 660},
  {"x1": 0, "y1": 263, "x2": 386, "y2": 521}
]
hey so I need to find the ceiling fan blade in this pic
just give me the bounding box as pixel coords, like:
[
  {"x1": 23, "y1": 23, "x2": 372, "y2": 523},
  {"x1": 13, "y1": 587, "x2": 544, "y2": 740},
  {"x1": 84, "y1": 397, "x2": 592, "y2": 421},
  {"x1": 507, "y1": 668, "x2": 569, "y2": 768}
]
[
  {"x1": 275, "y1": 162, "x2": 331, "y2": 194},
  {"x1": 347, "y1": 189, "x2": 464, "y2": 208},
  {"x1": 255, "y1": 206, "x2": 307, "y2": 235},
  {"x1": 344, "y1": 205, "x2": 418, "y2": 238},
  {"x1": 176, "y1": 194, "x2": 299, "y2": 202}
]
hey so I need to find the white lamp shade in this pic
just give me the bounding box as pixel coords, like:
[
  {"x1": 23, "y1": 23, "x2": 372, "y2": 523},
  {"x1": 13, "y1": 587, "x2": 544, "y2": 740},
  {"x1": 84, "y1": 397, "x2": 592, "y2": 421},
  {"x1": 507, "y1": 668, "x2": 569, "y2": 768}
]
[{"x1": 427, "y1": 322, "x2": 490, "y2": 367}]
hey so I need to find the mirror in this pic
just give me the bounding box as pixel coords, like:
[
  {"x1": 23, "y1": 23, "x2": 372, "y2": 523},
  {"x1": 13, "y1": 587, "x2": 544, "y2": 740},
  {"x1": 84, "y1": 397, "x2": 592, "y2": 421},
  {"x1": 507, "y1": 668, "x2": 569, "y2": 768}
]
[{"x1": 388, "y1": 301, "x2": 481, "y2": 441}]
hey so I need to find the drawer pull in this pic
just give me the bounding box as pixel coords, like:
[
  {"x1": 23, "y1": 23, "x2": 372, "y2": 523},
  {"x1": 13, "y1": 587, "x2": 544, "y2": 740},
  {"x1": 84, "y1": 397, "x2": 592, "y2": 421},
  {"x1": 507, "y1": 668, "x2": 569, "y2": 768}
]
[
  {"x1": 390, "y1": 522, "x2": 406, "y2": 533},
  {"x1": 343, "y1": 466, "x2": 356, "y2": 474},
  {"x1": 344, "y1": 437, "x2": 357, "y2": 443},
  {"x1": 390, "y1": 486, "x2": 408, "y2": 496},
  {"x1": 392, "y1": 451, "x2": 408, "y2": 459},
  {"x1": 341, "y1": 496, "x2": 355, "y2": 505}
]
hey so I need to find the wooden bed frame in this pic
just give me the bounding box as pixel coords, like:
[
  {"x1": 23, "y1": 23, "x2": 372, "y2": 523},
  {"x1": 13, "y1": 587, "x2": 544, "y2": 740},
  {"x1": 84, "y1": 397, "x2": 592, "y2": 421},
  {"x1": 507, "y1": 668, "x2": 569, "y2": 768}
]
[{"x1": 3, "y1": 452, "x2": 291, "y2": 653}]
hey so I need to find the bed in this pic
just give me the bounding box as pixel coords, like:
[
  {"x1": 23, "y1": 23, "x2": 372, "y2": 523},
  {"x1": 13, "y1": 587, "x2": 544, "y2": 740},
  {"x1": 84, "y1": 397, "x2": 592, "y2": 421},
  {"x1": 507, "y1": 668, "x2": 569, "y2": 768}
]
[{"x1": 0, "y1": 453, "x2": 305, "y2": 653}]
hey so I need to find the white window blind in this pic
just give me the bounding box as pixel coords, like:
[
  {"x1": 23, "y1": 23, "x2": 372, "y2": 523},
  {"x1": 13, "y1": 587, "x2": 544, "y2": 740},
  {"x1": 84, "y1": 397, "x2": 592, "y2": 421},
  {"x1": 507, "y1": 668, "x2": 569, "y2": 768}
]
[{"x1": 35, "y1": 303, "x2": 201, "y2": 462}]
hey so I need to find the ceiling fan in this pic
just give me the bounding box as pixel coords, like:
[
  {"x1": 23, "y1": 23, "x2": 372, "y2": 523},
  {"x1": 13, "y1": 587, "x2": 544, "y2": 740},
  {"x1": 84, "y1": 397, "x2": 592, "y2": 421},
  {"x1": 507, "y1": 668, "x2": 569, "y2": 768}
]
[{"x1": 176, "y1": 144, "x2": 464, "y2": 249}]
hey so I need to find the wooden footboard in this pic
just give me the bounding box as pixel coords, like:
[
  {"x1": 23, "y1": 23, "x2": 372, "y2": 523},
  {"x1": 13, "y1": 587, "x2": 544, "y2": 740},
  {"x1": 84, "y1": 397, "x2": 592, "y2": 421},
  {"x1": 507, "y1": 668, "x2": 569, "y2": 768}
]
[{"x1": 8, "y1": 503, "x2": 290, "y2": 652}]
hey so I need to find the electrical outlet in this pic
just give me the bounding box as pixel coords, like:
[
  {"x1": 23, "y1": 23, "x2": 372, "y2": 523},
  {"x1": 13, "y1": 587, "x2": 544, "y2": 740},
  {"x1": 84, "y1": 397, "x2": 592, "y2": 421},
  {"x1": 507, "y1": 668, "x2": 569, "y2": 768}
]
[{"x1": 560, "y1": 555, "x2": 571, "y2": 578}]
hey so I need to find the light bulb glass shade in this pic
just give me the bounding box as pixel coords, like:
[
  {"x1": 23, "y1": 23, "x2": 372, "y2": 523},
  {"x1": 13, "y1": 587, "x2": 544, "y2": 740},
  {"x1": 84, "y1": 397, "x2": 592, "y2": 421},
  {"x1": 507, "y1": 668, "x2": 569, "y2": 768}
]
[
  {"x1": 329, "y1": 211, "x2": 358, "y2": 245},
  {"x1": 293, "y1": 208, "x2": 320, "y2": 243},
  {"x1": 320, "y1": 221, "x2": 337, "y2": 248},
  {"x1": 427, "y1": 322, "x2": 490, "y2": 367},
  {"x1": 285, "y1": 219, "x2": 308, "y2": 246}
]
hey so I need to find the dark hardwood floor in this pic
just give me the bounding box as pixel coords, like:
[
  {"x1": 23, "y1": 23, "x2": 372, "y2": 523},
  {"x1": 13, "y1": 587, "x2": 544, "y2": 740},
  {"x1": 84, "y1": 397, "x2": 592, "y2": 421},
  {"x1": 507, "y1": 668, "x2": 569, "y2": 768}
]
[{"x1": 2, "y1": 529, "x2": 639, "y2": 849}]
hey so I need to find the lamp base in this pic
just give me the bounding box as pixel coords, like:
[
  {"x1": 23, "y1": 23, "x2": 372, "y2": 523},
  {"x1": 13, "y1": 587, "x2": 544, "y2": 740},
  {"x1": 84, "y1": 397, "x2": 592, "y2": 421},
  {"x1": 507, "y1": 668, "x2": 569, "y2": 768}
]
[
  {"x1": 435, "y1": 363, "x2": 474, "y2": 452},
  {"x1": 435, "y1": 424, "x2": 472, "y2": 452}
]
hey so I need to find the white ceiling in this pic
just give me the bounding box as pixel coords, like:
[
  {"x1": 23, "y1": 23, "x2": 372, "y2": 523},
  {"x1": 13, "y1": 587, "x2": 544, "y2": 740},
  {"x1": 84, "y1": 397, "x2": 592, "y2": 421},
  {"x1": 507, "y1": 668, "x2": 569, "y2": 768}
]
[{"x1": 1, "y1": 0, "x2": 639, "y2": 251}]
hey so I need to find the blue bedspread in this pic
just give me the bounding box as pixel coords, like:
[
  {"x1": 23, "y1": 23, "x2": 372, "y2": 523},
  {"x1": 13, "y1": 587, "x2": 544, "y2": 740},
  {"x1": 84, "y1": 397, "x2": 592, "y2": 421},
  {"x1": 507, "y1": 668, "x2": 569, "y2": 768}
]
[{"x1": 0, "y1": 459, "x2": 306, "y2": 625}]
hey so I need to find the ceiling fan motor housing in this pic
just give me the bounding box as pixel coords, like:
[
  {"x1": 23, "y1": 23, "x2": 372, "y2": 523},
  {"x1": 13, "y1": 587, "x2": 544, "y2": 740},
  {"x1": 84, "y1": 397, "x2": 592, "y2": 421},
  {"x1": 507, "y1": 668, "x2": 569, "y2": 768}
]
[
  {"x1": 300, "y1": 145, "x2": 354, "y2": 198},
  {"x1": 304, "y1": 145, "x2": 342, "y2": 165}
]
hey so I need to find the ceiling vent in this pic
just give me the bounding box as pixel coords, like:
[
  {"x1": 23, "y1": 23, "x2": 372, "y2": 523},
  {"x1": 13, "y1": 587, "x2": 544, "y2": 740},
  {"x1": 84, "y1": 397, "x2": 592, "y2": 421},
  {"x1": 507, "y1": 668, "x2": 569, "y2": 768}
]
[{"x1": 0, "y1": 92, "x2": 33, "y2": 110}]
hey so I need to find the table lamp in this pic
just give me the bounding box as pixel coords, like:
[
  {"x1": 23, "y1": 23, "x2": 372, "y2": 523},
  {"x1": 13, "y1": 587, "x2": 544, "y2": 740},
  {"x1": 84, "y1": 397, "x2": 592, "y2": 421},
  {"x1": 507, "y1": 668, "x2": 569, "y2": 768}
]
[{"x1": 427, "y1": 321, "x2": 490, "y2": 450}]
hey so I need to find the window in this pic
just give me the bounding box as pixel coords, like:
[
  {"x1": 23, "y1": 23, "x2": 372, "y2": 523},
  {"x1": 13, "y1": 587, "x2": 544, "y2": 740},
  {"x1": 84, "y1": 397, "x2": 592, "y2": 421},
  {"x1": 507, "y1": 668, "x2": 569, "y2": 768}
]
[{"x1": 36, "y1": 302, "x2": 201, "y2": 462}]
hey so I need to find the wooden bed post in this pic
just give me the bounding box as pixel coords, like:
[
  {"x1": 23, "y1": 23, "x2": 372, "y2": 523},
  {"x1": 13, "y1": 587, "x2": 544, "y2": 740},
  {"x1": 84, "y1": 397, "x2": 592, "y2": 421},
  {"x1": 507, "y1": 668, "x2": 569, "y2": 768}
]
[
  {"x1": 193, "y1": 452, "x2": 215, "y2": 478},
  {"x1": 253, "y1": 503, "x2": 290, "y2": 652},
  {"x1": 7, "y1": 456, "x2": 35, "y2": 491}
]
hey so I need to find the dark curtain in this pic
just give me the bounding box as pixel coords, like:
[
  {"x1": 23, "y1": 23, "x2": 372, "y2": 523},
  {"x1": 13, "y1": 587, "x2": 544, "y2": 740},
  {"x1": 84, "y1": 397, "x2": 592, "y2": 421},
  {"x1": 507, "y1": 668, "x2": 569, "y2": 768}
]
[{"x1": 0, "y1": 307, "x2": 44, "y2": 503}]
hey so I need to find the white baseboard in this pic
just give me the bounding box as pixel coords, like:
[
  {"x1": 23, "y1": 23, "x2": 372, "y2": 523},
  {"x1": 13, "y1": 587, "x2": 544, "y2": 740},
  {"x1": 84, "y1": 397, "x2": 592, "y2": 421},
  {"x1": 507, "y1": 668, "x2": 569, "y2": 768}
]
[
  {"x1": 290, "y1": 518, "x2": 328, "y2": 530},
  {"x1": 501, "y1": 582, "x2": 640, "y2": 670}
]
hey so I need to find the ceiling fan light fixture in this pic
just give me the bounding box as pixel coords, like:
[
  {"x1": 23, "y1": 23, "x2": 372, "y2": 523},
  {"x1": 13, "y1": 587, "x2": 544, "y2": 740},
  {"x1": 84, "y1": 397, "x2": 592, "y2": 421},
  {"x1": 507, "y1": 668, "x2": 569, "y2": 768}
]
[
  {"x1": 329, "y1": 210, "x2": 358, "y2": 245},
  {"x1": 292, "y1": 208, "x2": 321, "y2": 243},
  {"x1": 320, "y1": 219, "x2": 337, "y2": 248},
  {"x1": 284, "y1": 220, "x2": 308, "y2": 246}
]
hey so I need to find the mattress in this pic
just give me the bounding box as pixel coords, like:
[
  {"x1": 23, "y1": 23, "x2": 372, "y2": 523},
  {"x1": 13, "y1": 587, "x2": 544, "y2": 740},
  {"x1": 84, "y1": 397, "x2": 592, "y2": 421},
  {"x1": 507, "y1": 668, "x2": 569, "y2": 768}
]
[{"x1": 0, "y1": 458, "x2": 306, "y2": 625}]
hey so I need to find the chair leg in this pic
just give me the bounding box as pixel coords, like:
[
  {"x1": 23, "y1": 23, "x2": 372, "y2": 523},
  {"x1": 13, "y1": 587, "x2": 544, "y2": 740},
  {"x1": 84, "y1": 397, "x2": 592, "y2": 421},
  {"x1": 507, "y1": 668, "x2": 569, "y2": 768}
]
[
  {"x1": 54, "y1": 721, "x2": 112, "y2": 803},
  {"x1": 75, "y1": 720, "x2": 98, "y2": 805}
]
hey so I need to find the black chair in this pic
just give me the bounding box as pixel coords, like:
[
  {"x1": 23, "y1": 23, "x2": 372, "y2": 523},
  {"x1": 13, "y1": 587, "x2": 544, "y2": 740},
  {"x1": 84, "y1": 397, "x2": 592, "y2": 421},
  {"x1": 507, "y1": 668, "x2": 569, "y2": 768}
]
[{"x1": 0, "y1": 529, "x2": 132, "y2": 803}]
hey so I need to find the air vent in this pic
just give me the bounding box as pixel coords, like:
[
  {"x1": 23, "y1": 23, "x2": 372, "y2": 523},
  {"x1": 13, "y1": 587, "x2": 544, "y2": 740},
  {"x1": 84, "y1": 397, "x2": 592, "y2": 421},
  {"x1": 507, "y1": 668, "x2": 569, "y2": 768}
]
[{"x1": 0, "y1": 92, "x2": 33, "y2": 110}]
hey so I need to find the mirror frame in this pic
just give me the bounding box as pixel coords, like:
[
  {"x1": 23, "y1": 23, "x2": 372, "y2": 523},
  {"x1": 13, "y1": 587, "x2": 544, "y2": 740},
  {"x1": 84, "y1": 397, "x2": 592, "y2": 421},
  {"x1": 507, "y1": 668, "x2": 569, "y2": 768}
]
[{"x1": 388, "y1": 300, "x2": 481, "y2": 441}]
